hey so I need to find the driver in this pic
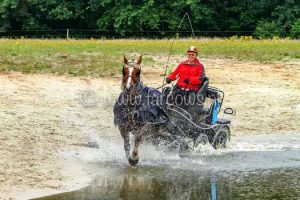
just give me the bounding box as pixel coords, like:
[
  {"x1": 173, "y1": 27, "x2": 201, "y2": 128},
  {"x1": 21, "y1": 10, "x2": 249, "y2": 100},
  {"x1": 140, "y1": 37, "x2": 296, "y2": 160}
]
[{"x1": 165, "y1": 46, "x2": 205, "y2": 119}]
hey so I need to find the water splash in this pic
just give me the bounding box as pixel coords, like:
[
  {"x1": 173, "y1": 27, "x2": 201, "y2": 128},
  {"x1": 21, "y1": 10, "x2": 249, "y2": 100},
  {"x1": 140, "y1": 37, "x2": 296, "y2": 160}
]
[
  {"x1": 227, "y1": 132, "x2": 300, "y2": 152},
  {"x1": 65, "y1": 131, "x2": 300, "y2": 172}
]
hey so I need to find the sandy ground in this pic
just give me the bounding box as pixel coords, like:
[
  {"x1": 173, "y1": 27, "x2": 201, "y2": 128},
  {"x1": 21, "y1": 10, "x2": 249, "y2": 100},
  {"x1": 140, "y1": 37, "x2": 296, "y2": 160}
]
[{"x1": 0, "y1": 57, "x2": 300, "y2": 199}]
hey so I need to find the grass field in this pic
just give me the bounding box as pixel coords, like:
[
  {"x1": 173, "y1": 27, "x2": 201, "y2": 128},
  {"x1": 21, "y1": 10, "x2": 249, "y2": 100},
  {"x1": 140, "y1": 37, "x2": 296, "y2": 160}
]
[{"x1": 0, "y1": 38, "x2": 299, "y2": 77}]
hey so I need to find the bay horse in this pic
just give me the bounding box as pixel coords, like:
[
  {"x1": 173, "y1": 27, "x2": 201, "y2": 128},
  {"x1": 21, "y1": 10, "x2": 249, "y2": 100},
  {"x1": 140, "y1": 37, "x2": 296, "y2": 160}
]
[
  {"x1": 113, "y1": 55, "x2": 168, "y2": 166},
  {"x1": 113, "y1": 55, "x2": 189, "y2": 166},
  {"x1": 113, "y1": 56, "x2": 157, "y2": 165}
]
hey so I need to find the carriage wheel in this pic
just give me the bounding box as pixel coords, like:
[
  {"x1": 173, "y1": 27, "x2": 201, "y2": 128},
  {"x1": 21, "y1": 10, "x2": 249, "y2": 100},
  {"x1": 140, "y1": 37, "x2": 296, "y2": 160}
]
[
  {"x1": 212, "y1": 125, "x2": 230, "y2": 149},
  {"x1": 193, "y1": 134, "x2": 209, "y2": 149}
]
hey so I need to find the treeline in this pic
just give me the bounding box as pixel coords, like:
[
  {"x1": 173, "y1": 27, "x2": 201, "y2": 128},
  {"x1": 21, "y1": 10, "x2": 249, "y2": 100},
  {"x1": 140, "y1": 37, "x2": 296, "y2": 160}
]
[{"x1": 0, "y1": 0, "x2": 300, "y2": 38}]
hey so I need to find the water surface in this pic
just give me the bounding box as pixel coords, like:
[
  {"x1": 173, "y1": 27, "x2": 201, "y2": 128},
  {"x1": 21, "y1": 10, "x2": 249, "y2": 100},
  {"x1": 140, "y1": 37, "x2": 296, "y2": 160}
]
[{"x1": 35, "y1": 133, "x2": 300, "y2": 200}]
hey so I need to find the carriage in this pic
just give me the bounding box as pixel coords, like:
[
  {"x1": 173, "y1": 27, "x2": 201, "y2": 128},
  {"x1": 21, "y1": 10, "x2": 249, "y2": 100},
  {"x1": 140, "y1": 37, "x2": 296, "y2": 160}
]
[
  {"x1": 113, "y1": 56, "x2": 235, "y2": 165},
  {"x1": 145, "y1": 79, "x2": 236, "y2": 153}
]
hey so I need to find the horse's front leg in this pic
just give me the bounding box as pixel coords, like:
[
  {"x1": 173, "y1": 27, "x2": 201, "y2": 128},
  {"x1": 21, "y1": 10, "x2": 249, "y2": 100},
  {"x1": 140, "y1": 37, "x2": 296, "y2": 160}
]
[
  {"x1": 119, "y1": 126, "x2": 130, "y2": 159},
  {"x1": 128, "y1": 124, "x2": 149, "y2": 166}
]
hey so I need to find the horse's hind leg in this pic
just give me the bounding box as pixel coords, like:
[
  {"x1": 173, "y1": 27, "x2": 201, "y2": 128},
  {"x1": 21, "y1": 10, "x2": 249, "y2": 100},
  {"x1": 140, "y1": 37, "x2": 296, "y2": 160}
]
[{"x1": 119, "y1": 126, "x2": 130, "y2": 159}]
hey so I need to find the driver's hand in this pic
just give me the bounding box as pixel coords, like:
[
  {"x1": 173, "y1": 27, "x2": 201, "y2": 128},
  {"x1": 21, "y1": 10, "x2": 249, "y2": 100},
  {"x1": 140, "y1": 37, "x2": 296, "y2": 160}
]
[
  {"x1": 184, "y1": 78, "x2": 189, "y2": 84},
  {"x1": 166, "y1": 78, "x2": 172, "y2": 84}
]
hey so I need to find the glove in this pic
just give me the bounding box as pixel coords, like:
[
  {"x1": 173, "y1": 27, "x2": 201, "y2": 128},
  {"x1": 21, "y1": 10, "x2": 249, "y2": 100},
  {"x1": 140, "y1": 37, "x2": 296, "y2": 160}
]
[
  {"x1": 184, "y1": 78, "x2": 189, "y2": 84},
  {"x1": 166, "y1": 78, "x2": 172, "y2": 84}
]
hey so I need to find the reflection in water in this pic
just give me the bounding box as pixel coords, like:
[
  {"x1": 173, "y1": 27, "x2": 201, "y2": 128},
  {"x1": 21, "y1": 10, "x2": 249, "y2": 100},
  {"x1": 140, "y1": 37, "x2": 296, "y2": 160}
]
[
  {"x1": 35, "y1": 165, "x2": 299, "y2": 200},
  {"x1": 211, "y1": 176, "x2": 217, "y2": 200},
  {"x1": 35, "y1": 133, "x2": 300, "y2": 200}
]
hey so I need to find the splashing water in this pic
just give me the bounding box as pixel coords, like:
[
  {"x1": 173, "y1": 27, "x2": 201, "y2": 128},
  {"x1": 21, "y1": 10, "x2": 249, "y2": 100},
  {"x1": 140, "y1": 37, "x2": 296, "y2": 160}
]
[
  {"x1": 66, "y1": 131, "x2": 300, "y2": 172},
  {"x1": 228, "y1": 132, "x2": 300, "y2": 151}
]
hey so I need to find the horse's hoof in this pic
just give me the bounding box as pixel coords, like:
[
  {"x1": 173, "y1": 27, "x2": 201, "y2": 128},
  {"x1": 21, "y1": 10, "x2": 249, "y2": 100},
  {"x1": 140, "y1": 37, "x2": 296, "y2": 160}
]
[{"x1": 128, "y1": 156, "x2": 139, "y2": 166}]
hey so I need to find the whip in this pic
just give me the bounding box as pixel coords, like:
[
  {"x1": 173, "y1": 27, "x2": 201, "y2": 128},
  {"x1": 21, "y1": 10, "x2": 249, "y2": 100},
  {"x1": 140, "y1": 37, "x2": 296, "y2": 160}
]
[{"x1": 162, "y1": 12, "x2": 195, "y2": 86}]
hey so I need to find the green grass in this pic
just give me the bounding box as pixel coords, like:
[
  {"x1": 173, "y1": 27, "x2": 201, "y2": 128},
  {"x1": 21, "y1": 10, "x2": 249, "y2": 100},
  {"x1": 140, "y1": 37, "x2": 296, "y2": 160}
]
[{"x1": 0, "y1": 38, "x2": 299, "y2": 77}]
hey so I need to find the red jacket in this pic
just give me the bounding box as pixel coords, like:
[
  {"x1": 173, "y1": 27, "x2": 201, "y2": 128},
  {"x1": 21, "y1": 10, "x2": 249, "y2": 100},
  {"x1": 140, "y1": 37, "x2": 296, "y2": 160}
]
[{"x1": 168, "y1": 58, "x2": 205, "y2": 91}]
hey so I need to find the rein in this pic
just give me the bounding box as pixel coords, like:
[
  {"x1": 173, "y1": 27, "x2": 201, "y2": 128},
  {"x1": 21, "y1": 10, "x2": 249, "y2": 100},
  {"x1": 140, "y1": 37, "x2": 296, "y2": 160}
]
[{"x1": 155, "y1": 82, "x2": 174, "y2": 89}]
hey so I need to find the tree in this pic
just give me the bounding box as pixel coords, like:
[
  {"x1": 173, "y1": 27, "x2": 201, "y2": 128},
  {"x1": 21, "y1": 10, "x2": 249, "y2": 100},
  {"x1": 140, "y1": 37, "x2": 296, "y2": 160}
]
[
  {"x1": 0, "y1": 0, "x2": 29, "y2": 29},
  {"x1": 254, "y1": 20, "x2": 281, "y2": 39},
  {"x1": 291, "y1": 18, "x2": 300, "y2": 38},
  {"x1": 271, "y1": 0, "x2": 300, "y2": 36},
  {"x1": 0, "y1": 0, "x2": 299, "y2": 38}
]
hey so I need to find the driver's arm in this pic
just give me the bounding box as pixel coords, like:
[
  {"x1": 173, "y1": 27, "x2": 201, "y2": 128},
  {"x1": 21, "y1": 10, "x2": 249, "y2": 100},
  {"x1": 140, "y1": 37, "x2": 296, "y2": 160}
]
[
  {"x1": 167, "y1": 64, "x2": 181, "y2": 81},
  {"x1": 189, "y1": 64, "x2": 204, "y2": 84}
]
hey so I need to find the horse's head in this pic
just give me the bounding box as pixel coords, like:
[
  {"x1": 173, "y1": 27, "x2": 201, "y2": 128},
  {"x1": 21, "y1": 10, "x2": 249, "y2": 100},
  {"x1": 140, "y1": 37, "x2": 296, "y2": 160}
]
[{"x1": 122, "y1": 55, "x2": 142, "y2": 91}]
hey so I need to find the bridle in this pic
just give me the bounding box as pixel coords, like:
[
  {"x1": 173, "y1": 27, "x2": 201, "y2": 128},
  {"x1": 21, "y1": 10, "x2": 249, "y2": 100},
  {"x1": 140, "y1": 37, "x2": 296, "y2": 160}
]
[
  {"x1": 122, "y1": 62, "x2": 141, "y2": 91},
  {"x1": 121, "y1": 62, "x2": 143, "y2": 123}
]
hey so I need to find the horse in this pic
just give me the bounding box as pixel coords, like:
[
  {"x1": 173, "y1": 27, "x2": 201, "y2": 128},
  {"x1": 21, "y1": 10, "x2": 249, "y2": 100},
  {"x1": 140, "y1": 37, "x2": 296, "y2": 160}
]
[{"x1": 113, "y1": 55, "x2": 167, "y2": 166}]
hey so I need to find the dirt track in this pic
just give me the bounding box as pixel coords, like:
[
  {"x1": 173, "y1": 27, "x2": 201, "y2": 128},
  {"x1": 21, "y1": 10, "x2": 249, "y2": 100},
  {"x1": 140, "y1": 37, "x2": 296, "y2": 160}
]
[{"x1": 0, "y1": 57, "x2": 300, "y2": 198}]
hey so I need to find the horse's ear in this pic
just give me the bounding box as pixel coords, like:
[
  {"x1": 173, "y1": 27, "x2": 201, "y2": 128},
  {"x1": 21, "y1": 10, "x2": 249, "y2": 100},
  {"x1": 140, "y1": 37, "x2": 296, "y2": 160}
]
[
  {"x1": 123, "y1": 56, "x2": 129, "y2": 64},
  {"x1": 122, "y1": 66, "x2": 125, "y2": 76},
  {"x1": 137, "y1": 55, "x2": 142, "y2": 65}
]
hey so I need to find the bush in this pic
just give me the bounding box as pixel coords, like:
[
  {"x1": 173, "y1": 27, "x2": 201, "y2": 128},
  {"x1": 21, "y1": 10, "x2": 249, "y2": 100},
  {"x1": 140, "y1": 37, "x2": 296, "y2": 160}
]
[
  {"x1": 254, "y1": 21, "x2": 281, "y2": 39},
  {"x1": 229, "y1": 35, "x2": 238, "y2": 41},
  {"x1": 290, "y1": 19, "x2": 300, "y2": 39},
  {"x1": 240, "y1": 36, "x2": 253, "y2": 41}
]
